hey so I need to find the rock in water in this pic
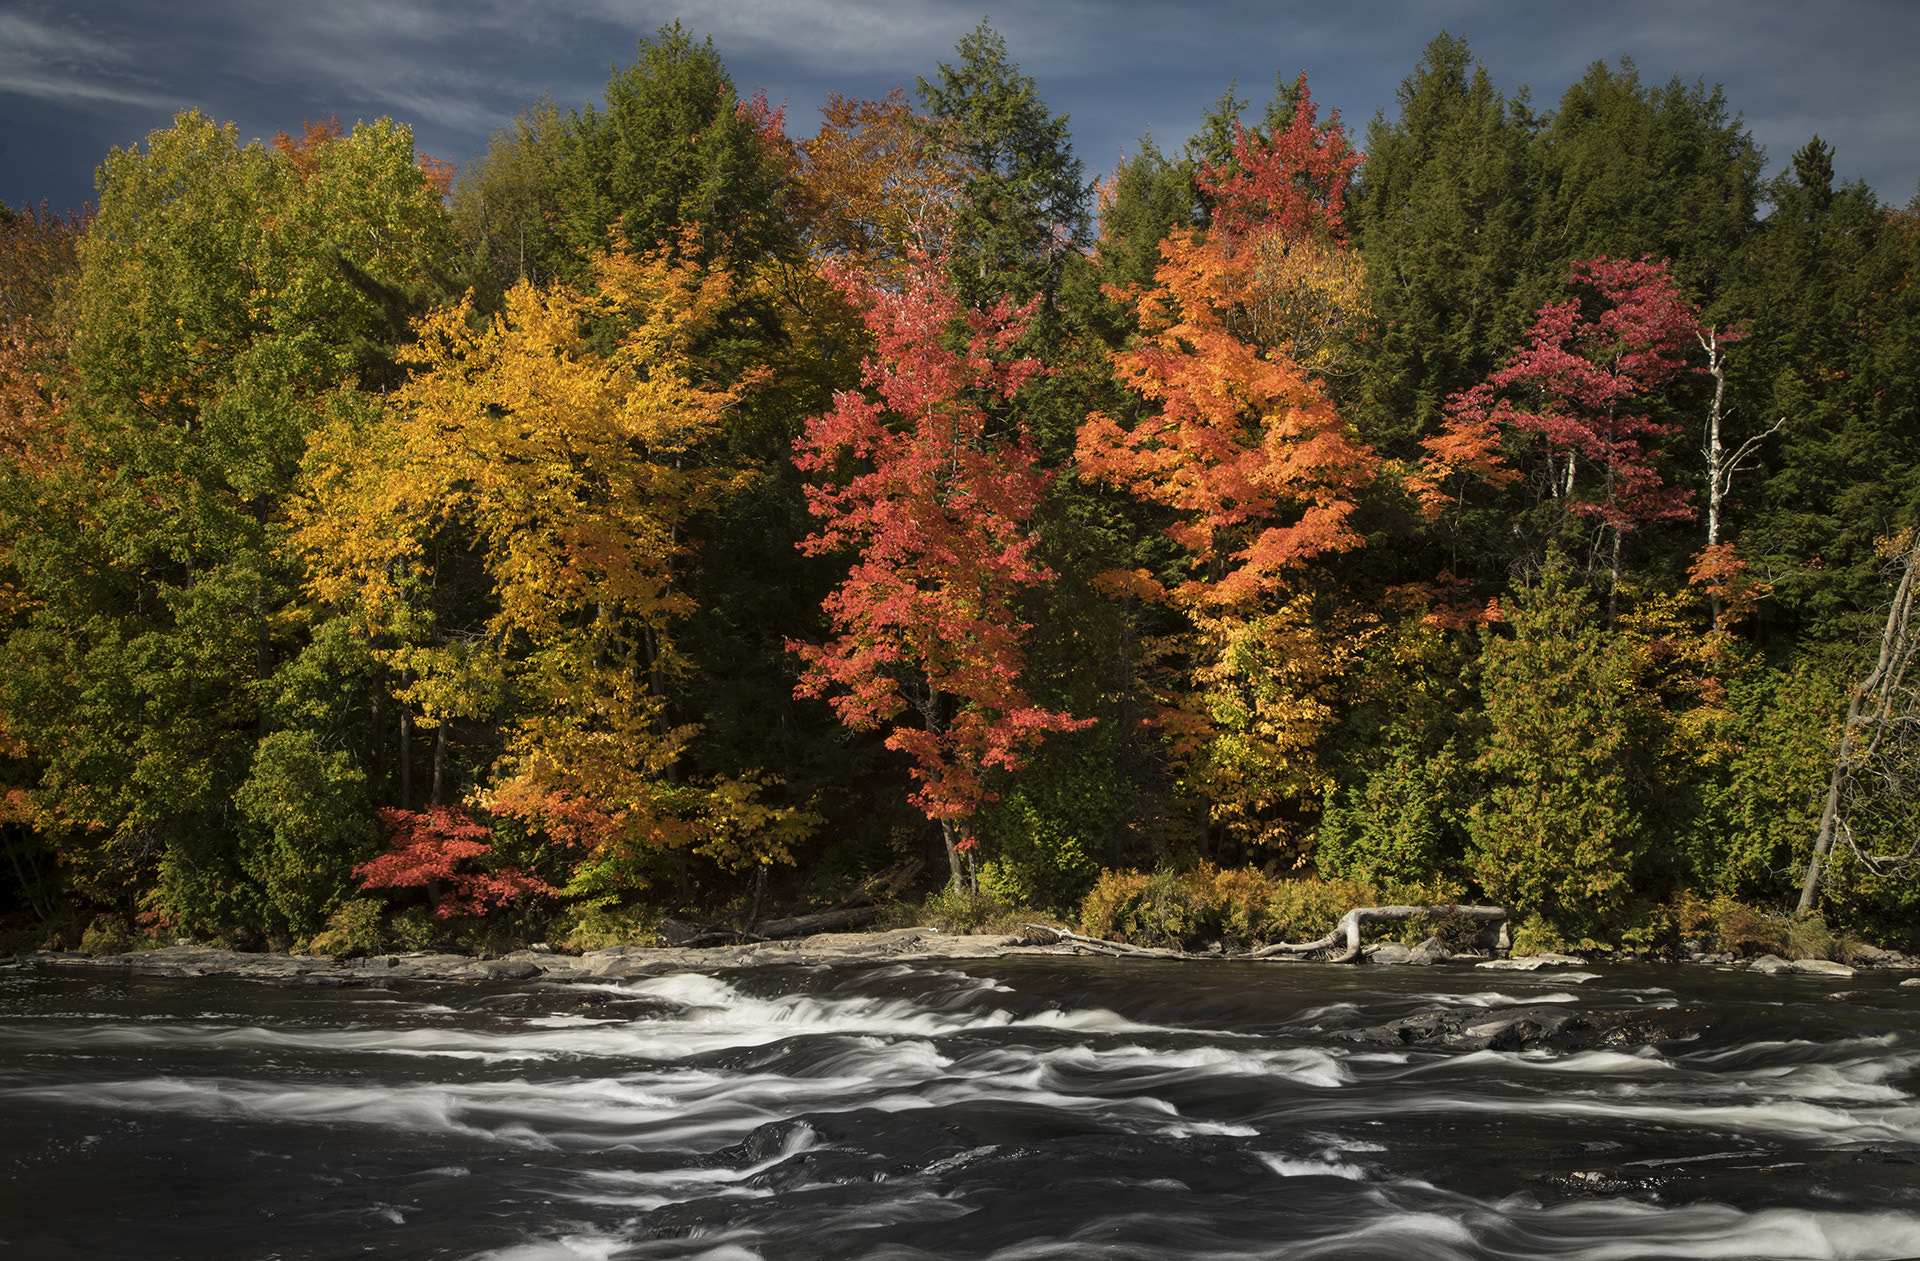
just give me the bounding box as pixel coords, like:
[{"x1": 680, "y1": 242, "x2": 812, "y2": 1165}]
[{"x1": 1477, "y1": 952, "x2": 1586, "y2": 971}]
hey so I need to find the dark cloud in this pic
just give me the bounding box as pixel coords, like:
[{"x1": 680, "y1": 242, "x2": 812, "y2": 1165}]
[{"x1": 3, "y1": 0, "x2": 1914, "y2": 213}]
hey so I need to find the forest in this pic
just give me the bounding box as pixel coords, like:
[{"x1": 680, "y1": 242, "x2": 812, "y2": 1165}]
[{"x1": 1, "y1": 23, "x2": 1916, "y2": 962}]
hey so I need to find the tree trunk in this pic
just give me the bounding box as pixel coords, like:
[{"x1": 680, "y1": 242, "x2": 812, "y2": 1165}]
[
  {"x1": 398, "y1": 670, "x2": 413, "y2": 812},
  {"x1": 370, "y1": 670, "x2": 385, "y2": 805},
  {"x1": 1697, "y1": 327, "x2": 1783, "y2": 627},
  {"x1": 939, "y1": 817, "x2": 965, "y2": 889},
  {"x1": 747, "y1": 864, "x2": 768, "y2": 928},
  {"x1": 430, "y1": 720, "x2": 447, "y2": 807}
]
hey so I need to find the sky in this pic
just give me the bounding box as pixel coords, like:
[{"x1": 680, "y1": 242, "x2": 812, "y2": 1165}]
[{"x1": 3, "y1": 0, "x2": 1916, "y2": 216}]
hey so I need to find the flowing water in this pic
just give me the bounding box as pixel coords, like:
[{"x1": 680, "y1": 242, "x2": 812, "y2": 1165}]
[{"x1": 4, "y1": 956, "x2": 1920, "y2": 1260}]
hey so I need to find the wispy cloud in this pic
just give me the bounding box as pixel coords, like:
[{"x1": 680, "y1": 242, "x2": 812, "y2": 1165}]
[{"x1": 0, "y1": 9, "x2": 177, "y2": 109}]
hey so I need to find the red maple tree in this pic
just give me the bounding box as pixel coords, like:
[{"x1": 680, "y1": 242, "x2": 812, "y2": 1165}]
[
  {"x1": 355, "y1": 806, "x2": 555, "y2": 919},
  {"x1": 1195, "y1": 78, "x2": 1362, "y2": 245},
  {"x1": 1433, "y1": 257, "x2": 1701, "y2": 597},
  {"x1": 789, "y1": 255, "x2": 1090, "y2": 886},
  {"x1": 1077, "y1": 78, "x2": 1375, "y2": 611}
]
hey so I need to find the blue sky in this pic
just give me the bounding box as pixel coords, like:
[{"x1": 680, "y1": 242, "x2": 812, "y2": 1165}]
[{"x1": 3, "y1": 0, "x2": 1915, "y2": 214}]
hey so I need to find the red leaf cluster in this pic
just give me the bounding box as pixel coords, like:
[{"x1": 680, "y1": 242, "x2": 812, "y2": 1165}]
[
  {"x1": 1433, "y1": 257, "x2": 1700, "y2": 532},
  {"x1": 1196, "y1": 80, "x2": 1362, "y2": 245},
  {"x1": 355, "y1": 806, "x2": 555, "y2": 919},
  {"x1": 789, "y1": 255, "x2": 1089, "y2": 827}
]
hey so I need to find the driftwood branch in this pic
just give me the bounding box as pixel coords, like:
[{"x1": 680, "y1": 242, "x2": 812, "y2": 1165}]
[
  {"x1": 1248, "y1": 905, "x2": 1512, "y2": 964},
  {"x1": 1022, "y1": 925, "x2": 1186, "y2": 959}
]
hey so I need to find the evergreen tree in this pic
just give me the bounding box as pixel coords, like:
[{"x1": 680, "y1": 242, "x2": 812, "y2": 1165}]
[
  {"x1": 1529, "y1": 58, "x2": 1762, "y2": 309},
  {"x1": 1731, "y1": 140, "x2": 1920, "y2": 641},
  {"x1": 1351, "y1": 33, "x2": 1538, "y2": 450},
  {"x1": 916, "y1": 21, "x2": 1090, "y2": 319},
  {"x1": 1467, "y1": 566, "x2": 1662, "y2": 932},
  {"x1": 546, "y1": 23, "x2": 789, "y2": 271}
]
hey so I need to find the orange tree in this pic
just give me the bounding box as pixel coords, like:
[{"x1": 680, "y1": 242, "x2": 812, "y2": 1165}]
[{"x1": 1076, "y1": 82, "x2": 1378, "y2": 857}]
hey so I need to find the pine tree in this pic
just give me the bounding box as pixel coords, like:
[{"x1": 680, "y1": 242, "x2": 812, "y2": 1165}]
[
  {"x1": 1731, "y1": 140, "x2": 1920, "y2": 642},
  {"x1": 1351, "y1": 33, "x2": 1538, "y2": 450},
  {"x1": 916, "y1": 21, "x2": 1090, "y2": 316}
]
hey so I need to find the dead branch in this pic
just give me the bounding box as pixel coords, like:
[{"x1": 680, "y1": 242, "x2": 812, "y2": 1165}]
[{"x1": 1021, "y1": 925, "x2": 1186, "y2": 959}]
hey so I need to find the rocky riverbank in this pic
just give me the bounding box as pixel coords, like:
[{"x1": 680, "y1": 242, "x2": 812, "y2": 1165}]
[{"x1": 5, "y1": 926, "x2": 1918, "y2": 987}]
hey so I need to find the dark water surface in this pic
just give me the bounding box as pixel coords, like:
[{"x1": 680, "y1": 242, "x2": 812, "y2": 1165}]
[{"x1": 4, "y1": 956, "x2": 1920, "y2": 1259}]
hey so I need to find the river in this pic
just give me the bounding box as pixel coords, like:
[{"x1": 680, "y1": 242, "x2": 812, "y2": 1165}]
[{"x1": 3, "y1": 956, "x2": 1918, "y2": 1259}]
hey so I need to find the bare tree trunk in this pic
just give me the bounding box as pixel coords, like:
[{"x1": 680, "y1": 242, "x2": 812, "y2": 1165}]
[
  {"x1": 1697, "y1": 327, "x2": 1783, "y2": 625},
  {"x1": 1799, "y1": 531, "x2": 1920, "y2": 913},
  {"x1": 370, "y1": 670, "x2": 385, "y2": 805},
  {"x1": 1251, "y1": 905, "x2": 1512, "y2": 963},
  {"x1": 747, "y1": 864, "x2": 768, "y2": 928},
  {"x1": 430, "y1": 720, "x2": 447, "y2": 807},
  {"x1": 398, "y1": 670, "x2": 413, "y2": 812}
]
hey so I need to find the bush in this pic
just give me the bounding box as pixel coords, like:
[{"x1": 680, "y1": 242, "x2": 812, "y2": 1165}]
[
  {"x1": 554, "y1": 902, "x2": 660, "y2": 952},
  {"x1": 1316, "y1": 735, "x2": 1464, "y2": 888},
  {"x1": 307, "y1": 898, "x2": 387, "y2": 958},
  {"x1": 79, "y1": 913, "x2": 135, "y2": 956},
  {"x1": 1077, "y1": 865, "x2": 1471, "y2": 951},
  {"x1": 1709, "y1": 896, "x2": 1789, "y2": 956},
  {"x1": 1467, "y1": 570, "x2": 1658, "y2": 931},
  {"x1": 886, "y1": 885, "x2": 1041, "y2": 935},
  {"x1": 1785, "y1": 913, "x2": 1836, "y2": 962}
]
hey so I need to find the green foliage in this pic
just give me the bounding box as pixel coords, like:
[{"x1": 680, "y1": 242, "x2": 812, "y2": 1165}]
[
  {"x1": 1731, "y1": 153, "x2": 1920, "y2": 643},
  {"x1": 974, "y1": 793, "x2": 1101, "y2": 917},
  {"x1": 918, "y1": 20, "x2": 1089, "y2": 316},
  {"x1": 1316, "y1": 731, "x2": 1465, "y2": 888},
  {"x1": 79, "y1": 913, "x2": 138, "y2": 956},
  {"x1": 1529, "y1": 58, "x2": 1762, "y2": 304},
  {"x1": 548, "y1": 23, "x2": 788, "y2": 269},
  {"x1": 235, "y1": 731, "x2": 376, "y2": 939},
  {"x1": 1352, "y1": 33, "x2": 1539, "y2": 450},
  {"x1": 888, "y1": 885, "x2": 1039, "y2": 936},
  {"x1": 451, "y1": 96, "x2": 567, "y2": 302},
  {"x1": 553, "y1": 901, "x2": 661, "y2": 952},
  {"x1": 1467, "y1": 567, "x2": 1659, "y2": 929},
  {"x1": 1678, "y1": 654, "x2": 1841, "y2": 901},
  {"x1": 307, "y1": 898, "x2": 386, "y2": 958},
  {"x1": 0, "y1": 107, "x2": 450, "y2": 927}
]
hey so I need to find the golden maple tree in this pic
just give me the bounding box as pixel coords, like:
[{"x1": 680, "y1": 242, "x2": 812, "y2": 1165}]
[{"x1": 297, "y1": 234, "x2": 755, "y2": 849}]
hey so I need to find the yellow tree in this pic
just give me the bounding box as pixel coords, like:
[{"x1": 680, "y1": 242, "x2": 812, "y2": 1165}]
[{"x1": 297, "y1": 236, "x2": 771, "y2": 872}]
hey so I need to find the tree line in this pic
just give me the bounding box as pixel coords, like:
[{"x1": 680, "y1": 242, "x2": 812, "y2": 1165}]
[{"x1": 2, "y1": 24, "x2": 1916, "y2": 955}]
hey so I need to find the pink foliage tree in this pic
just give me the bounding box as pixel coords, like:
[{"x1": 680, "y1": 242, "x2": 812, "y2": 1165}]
[
  {"x1": 788, "y1": 256, "x2": 1091, "y2": 886},
  {"x1": 1440, "y1": 256, "x2": 1701, "y2": 603}
]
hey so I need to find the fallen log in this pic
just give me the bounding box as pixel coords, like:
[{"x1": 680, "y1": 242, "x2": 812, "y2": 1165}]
[
  {"x1": 751, "y1": 906, "x2": 881, "y2": 941},
  {"x1": 1249, "y1": 905, "x2": 1511, "y2": 964},
  {"x1": 1021, "y1": 924, "x2": 1186, "y2": 959}
]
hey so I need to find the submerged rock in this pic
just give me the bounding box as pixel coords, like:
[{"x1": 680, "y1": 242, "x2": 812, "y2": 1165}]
[
  {"x1": 1788, "y1": 958, "x2": 1856, "y2": 977},
  {"x1": 1342, "y1": 1004, "x2": 1587, "y2": 1051},
  {"x1": 1478, "y1": 952, "x2": 1587, "y2": 971}
]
